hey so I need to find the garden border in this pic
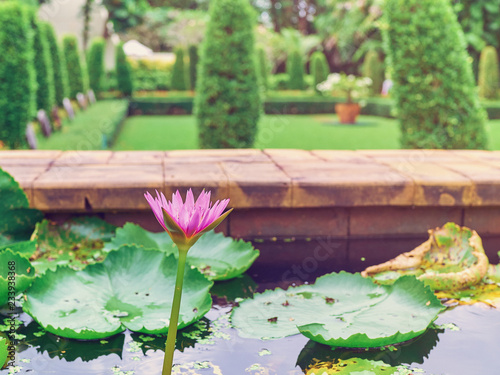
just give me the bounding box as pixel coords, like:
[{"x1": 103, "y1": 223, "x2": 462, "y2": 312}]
[{"x1": 1, "y1": 149, "x2": 500, "y2": 261}]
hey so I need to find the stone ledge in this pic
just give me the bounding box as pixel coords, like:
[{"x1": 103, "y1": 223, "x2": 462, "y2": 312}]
[
  {"x1": 2, "y1": 149, "x2": 500, "y2": 210},
  {"x1": 2, "y1": 149, "x2": 500, "y2": 239}
]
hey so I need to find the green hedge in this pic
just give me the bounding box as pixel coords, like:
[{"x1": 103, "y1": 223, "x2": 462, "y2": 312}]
[
  {"x1": 129, "y1": 96, "x2": 392, "y2": 116},
  {"x1": 44, "y1": 21, "x2": 69, "y2": 106},
  {"x1": 384, "y1": 0, "x2": 487, "y2": 149},
  {"x1": 257, "y1": 47, "x2": 269, "y2": 91},
  {"x1": 0, "y1": 2, "x2": 36, "y2": 149},
  {"x1": 310, "y1": 51, "x2": 329, "y2": 93},
  {"x1": 195, "y1": 0, "x2": 261, "y2": 148},
  {"x1": 478, "y1": 46, "x2": 499, "y2": 100},
  {"x1": 30, "y1": 12, "x2": 55, "y2": 114},
  {"x1": 171, "y1": 48, "x2": 188, "y2": 91},
  {"x1": 116, "y1": 42, "x2": 133, "y2": 97},
  {"x1": 62, "y1": 35, "x2": 85, "y2": 98},
  {"x1": 287, "y1": 50, "x2": 305, "y2": 90},
  {"x1": 188, "y1": 45, "x2": 198, "y2": 91},
  {"x1": 87, "y1": 37, "x2": 106, "y2": 96},
  {"x1": 362, "y1": 50, "x2": 384, "y2": 96}
]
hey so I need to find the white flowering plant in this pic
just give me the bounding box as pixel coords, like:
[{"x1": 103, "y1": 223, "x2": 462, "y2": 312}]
[{"x1": 317, "y1": 73, "x2": 372, "y2": 103}]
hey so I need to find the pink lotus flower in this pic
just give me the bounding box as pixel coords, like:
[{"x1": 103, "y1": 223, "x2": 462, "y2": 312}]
[{"x1": 145, "y1": 189, "x2": 232, "y2": 251}]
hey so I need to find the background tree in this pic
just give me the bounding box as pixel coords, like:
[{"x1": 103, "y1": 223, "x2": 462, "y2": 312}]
[
  {"x1": 87, "y1": 37, "x2": 106, "y2": 96},
  {"x1": 82, "y1": 0, "x2": 94, "y2": 50},
  {"x1": 116, "y1": 42, "x2": 134, "y2": 97},
  {"x1": 310, "y1": 50, "x2": 329, "y2": 93},
  {"x1": 0, "y1": 2, "x2": 36, "y2": 148},
  {"x1": 101, "y1": 0, "x2": 150, "y2": 33},
  {"x1": 63, "y1": 35, "x2": 85, "y2": 98},
  {"x1": 43, "y1": 21, "x2": 69, "y2": 106},
  {"x1": 478, "y1": 46, "x2": 499, "y2": 99},
  {"x1": 286, "y1": 50, "x2": 305, "y2": 89},
  {"x1": 28, "y1": 9, "x2": 55, "y2": 115},
  {"x1": 362, "y1": 50, "x2": 384, "y2": 96},
  {"x1": 188, "y1": 45, "x2": 198, "y2": 90},
  {"x1": 384, "y1": 0, "x2": 487, "y2": 149},
  {"x1": 171, "y1": 48, "x2": 188, "y2": 90},
  {"x1": 195, "y1": 0, "x2": 261, "y2": 148}
]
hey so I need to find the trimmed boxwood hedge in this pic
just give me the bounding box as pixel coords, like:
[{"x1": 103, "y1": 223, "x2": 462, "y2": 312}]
[
  {"x1": 0, "y1": 2, "x2": 36, "y2": 149},
  {"x1": 195, "y1": 0, "x2": 261, "y2": 148},
  {"x1": 44, "y1": 21, "x2": 69, "y2": 106},
  {"x1": 383, "y1": 0, "x2": 487, "y2": 149},
  {"x1": 63, "y1": 35, "x2": 86, "y2": 99},
  {"x1": 87, "y1": 37, "x2": 106, "y2": 96}
]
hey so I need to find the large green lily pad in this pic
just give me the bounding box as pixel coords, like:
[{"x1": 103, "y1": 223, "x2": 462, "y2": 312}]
[
  {"x1": 0, "y1": 249, "x2": 36, "y2": 307},
  {"x1": 30, "y1": 217, "x2": 116, "y2": 274},
  {"x1": 231, "y1": 272, "x2": 443, "y2": 348},
  {"x1": 23, "y1": 245, "x2": 213, "y2": 340},
  {"x1": 362, "y1": 223, "x2": 489, "y2": 290},
  {"x1": 0, "y1": 337, "x2": 7, "y2": 368},
  {"x1": 104, "y1": 222, "x2": 259, "y2": 280},
  {"x1": 0, "y1": 168, "x2": 43, "y2": 243}
]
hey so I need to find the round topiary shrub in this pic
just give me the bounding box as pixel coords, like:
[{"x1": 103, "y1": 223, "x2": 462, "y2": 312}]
[
  {"x1": 362, "y1": 50, "x2": 384, "y2": 96},
  {"x1": 195, "y1": 0, "x2": 261, "y2": 149},
  {"x1": 188, "y1": 45, "x2": 198, "y2": 91},
  {"x1": 63, "y1": 35, "x2": 85, "y2": 99},
  {"x1": 28, "y1": 10, "x2": 55, "y2": 115},
  {"x1": 383, "y1": 0, "x2": 487, "y2": 149},
  {"x1": 0, "y1": 2, "x2": 36, "y2": 149},
  {"x1": 115, "y1": 42, "x2": 134, "y2": 97},
  {"x1": 257, "y1": 47, "x2": 269, "y2": 91},
  {"x1": 478, "y1": 46, "x2": 499, "y2": 100},
  {"x1": 287, "y1": 50, "x2": 305, "y2": 90},
  {"x1": 310, "y1": 50, "x2": 329, "y2": 93},
  {"x1": 43, "y1": 21, "x2": 69, "y2": 106},
  {"x1": 171, "y1": 48, "x2": 188, "y2": 91},
  {"x1": 87, "y1": 37, "x2": 106, "y2": 96}
]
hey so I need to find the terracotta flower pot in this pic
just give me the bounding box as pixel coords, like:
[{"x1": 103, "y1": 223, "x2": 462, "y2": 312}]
[{"x1": 334, "y1": 102, "x2": 361, "y2": 124}]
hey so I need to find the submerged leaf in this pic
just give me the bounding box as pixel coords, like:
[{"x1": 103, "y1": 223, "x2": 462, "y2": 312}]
[
  {"x1": 232, "y1": 272, "x2": 443, "y2": 348},
  {"x1": 362, "y1": 223, "x2": 489, "y2": 290},
  {"x1": 105, "y1": 223, "x2": 259, "y2": 280},
  {"x1": 0, "y1": 249, "x2": 36, "y2": 306},
  {"x1": 306, "y1": 358, "x2": 398, "y2": 374},
  {"x1": 24, "y1": 245, "x2": 213, "y2": 339},
  {"x1": 31, "y1": 217, "x2": 116, "y2": 274}
]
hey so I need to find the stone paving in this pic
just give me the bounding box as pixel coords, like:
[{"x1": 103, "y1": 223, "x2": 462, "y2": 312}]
[{"x1": 1, "y1": 149, "x2": 500, "y2": 239}]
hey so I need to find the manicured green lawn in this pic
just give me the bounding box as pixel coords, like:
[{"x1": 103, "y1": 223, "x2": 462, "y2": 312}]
[
  {"x1": 112, "y1": 115, "x2": 401, "y2": 150},
  {"x1": 38, "y1": 100, "x2": 128, "y2": 150}
]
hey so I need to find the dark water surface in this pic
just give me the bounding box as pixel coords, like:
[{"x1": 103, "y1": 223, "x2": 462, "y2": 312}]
[{"x1": 1, "y1": 237, "x2": 499, "y2": 375}]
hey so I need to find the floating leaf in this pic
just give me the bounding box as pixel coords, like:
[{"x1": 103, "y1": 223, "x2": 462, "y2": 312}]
[
  {"x1": 306, "y1": 358, "x2": 398, "y2": 374},
  {"x1": 232, "y1": 272, "x2": 443, "y2": 348},
  {"x1": 0, "y1": 240, "x2": 36, "y2": 258},
  {"x1": 0, "y1": 168, "x2": 43, "y2": 243},
  {"x1": 362, "y1": 223, "x2": 489, "y2": 290},
  {"x1": 31, "y1": 217, "x2": 116, "y2": 274},
  {"x1": 105, "y1": 223, "x2": 259, "y2": 280},
  {"x1": 24, "y1": 245, "x2": 213, "y2": 339},
  {"x1": 0, "y1": 249, "x2": 36, "y2": 306}
]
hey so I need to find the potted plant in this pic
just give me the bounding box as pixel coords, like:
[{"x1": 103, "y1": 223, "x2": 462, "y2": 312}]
[{"x1": 317, "y1": 73, "x2": 372, "y2": 124}]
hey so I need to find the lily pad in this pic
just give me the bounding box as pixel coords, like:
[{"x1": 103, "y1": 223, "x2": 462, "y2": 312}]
[
  {"x1": 0, "y1": 337, "x2": 7, "y2": 368},
  {"x1": 362, "y1": 223, "x2": 489, "y2": 290},
  {"x1": 104, "y1": 222, "x2": 259, "y2": 280},
  {"x1": 23, "y1": 245, "x2": 213, "y2": 340},
  {"x1": 306, "y1": 358, "x2": 398, "y2": 375},
  {"x1": 31, "y1": 217, "x2": 116, "y2": 274},
  {"x1": 231, "y1": 272, "x2": 443, "y2": 348},
  {"x1": 0, "y1": 249, "x2": 36, "y2": 307},
  {"x1": 0, "y1": 168, "x2": 43, "y2": 243}
]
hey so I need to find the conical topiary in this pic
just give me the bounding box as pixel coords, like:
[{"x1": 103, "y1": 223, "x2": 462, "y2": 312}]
[{"x1": 478, "y1": 46, "x2": 499, "y2": 99}]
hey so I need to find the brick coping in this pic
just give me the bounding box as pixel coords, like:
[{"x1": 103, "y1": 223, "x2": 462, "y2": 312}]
[{"x1": 1, "y1": 149, "x2": 500, "y2": 212}]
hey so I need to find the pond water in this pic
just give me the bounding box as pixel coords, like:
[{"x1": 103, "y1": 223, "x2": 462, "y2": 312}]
[{"x1": 2, "y1": 237, "x2": 500, "y2": 374}]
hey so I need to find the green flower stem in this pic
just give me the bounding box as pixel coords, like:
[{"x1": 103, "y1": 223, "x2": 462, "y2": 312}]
[{"x1": 162, "y1": 247, "x2": 189, "y2": 375}]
